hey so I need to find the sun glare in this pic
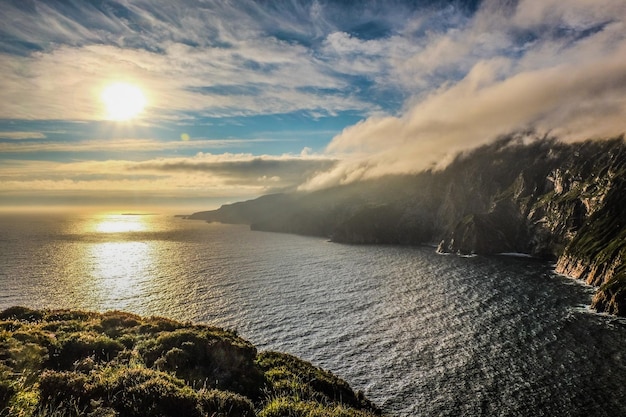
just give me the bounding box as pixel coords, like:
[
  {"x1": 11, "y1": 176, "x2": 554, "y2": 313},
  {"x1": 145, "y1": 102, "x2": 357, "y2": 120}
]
[
  {"x1": 101, "y1": 82, "x2": 146, "y2": 121},
  {"x1": 94, "y1": 214, "x2": 147, "y2": 233}
]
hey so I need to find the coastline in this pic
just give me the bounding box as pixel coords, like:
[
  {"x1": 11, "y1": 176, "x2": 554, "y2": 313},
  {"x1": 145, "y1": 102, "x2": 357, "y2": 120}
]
[{"x1": 0, "y1": 306, "x2": 381, "y2": 417}]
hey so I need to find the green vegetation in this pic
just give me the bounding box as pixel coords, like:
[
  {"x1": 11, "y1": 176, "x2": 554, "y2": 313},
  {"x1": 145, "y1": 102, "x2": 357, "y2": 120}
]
[
  {"x1": 188, "y1": 134, "x2": 626, "y2": 316},
  {"x1": 562, "y1": 172, "x2": 626, "y2": 314},
  {"x1": 0, "y1": 307, "x2": 381, "y2": 417}
]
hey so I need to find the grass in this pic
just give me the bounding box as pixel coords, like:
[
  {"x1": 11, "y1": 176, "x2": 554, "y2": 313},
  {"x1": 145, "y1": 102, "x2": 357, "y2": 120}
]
[{"x1": 0, "y1": 307, "x2": 381, "y2": 417}]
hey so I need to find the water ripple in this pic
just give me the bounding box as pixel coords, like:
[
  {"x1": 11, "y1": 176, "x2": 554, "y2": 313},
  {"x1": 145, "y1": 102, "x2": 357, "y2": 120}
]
[{"x1": 1, "y1": 214, "x2": 626, "y2": 416}]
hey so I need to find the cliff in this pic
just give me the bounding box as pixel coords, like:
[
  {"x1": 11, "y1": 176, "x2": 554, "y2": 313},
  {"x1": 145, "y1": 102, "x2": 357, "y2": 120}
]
[
  {"x1": 0, "y1": 306, "x2": 380, "y2": 417},
  {"x1": 189, "y1": 135, "x2": 626, "y2": 315}
]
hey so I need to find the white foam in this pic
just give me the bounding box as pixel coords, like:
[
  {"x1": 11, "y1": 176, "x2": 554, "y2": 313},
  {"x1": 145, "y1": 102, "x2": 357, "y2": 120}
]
[{"x1": 497, "y1": 252, "x2": 533, "y2": 258}]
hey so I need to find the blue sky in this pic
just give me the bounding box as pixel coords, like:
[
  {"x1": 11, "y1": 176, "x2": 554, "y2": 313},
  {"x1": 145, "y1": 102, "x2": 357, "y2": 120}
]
[{"x1": 1, "y1": 0, "x2": 625, "y2": 211}]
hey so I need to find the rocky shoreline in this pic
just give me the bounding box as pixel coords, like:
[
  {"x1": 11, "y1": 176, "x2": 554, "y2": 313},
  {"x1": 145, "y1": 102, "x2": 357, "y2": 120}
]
[{"x1": 189, "y1": 135, "x2": 626, "y2": 316}]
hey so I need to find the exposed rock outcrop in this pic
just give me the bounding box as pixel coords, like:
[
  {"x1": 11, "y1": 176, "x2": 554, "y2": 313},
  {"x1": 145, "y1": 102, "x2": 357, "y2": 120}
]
[{"x1": 189, "y1": 135, "x2": 626, "y2": 315}]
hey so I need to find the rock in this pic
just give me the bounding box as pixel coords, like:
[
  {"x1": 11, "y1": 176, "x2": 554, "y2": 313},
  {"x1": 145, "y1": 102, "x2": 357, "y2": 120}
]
[{"x1": 187, "y1": 135, "x2": 626, "y2": 315}]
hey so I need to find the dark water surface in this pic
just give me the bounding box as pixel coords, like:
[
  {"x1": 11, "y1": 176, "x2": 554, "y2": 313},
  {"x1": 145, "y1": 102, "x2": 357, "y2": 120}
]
[{"x1": 1, "y1": 213, "x2": 626, "y2": 416}]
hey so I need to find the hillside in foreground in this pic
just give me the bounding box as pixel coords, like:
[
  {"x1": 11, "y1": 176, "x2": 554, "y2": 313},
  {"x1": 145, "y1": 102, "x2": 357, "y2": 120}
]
[
  {"x1": 189, "y1": 135, "x2": 626, "y2": 316},
  {"x1": 0, "y1": 307, "x2": 380, "y2": 417}
]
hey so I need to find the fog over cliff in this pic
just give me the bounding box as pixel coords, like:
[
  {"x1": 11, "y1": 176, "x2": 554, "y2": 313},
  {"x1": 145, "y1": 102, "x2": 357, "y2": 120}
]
[
  {"x1": 299, "y1": 0, "x2": 626, "y2": 190},
  {"x1": 190, "y1": 135, "x2": 626, "y2": 316}
]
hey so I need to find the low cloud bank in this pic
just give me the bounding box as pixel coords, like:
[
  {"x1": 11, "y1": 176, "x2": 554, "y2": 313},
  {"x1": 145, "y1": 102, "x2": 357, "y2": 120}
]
[
  {"x1": 0, "y1": 152, "x2": 335, "y2": 199},
  {"x1": 302, "y1": 0, "x2": 626, "y2": 190}
]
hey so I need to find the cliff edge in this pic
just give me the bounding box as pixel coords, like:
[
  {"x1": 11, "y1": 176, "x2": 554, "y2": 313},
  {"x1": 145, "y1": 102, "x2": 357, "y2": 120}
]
[
  {"x1": 0, "y1": 306, "x2": 380, "y2": 417},
  {"x1": 189, "y1": 135, "x2": 626, "y2": 315}
]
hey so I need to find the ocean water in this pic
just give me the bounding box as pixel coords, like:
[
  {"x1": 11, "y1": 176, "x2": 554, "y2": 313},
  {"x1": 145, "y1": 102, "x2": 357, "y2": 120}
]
[{"x1": 1, "y1": 212, "x2": 626, "y2": 416}]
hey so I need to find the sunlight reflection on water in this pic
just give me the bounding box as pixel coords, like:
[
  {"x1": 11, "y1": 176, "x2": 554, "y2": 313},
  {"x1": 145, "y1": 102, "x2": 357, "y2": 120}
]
[
  {"x1": 85, "y1": 241, "x2": 153, "y2": 309},
  {"x1": 92, "y1": 214, "x2": 148, "y2": 234},
  {"x1": 63, "y1": 213, "x2": 232, "y2": 318},
  {"x1": 41, "y1": 213, "x2": 164, "y2": 314},
  {"x1": 2, "y1": 213, "x2": 626, "y2": 416}
]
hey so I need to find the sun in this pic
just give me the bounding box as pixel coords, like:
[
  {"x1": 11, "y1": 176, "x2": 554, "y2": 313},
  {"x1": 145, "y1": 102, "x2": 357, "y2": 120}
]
[{"x1": 101, "y1": 82, "x2": 147, "y2": 121}]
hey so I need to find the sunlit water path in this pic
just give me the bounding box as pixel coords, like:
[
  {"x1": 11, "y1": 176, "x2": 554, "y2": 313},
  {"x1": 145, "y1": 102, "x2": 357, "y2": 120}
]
[{"x1": 1, "y1": 213, "x2": 626, "y2": 416}]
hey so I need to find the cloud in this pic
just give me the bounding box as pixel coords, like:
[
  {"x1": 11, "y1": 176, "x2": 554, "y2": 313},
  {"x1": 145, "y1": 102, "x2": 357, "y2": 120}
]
[
  {"x1": 301, "y1": 0, "x2": 626, "y2": 189},
  {"x1": 0, "y1": 131, "x2": 46, "y2": 140},
  {"x1": 1, "y1": 0, "x2": 434, "y2": 121},
  {"x1": 0, "y1": 1, "x2": 483, "y2": 122},
  {"x1": 2, "y1": 0, "x2": 625, "y2": 206},
  {"x1": 0, "y1": 137, "x2": 281, "y2": 153},
  {"x1": 0, "y1": 152, "x2": 336, "y2": 201},
  {"x1": 129, "y1": 154, "x2": 336, "y2": 186},
  {"x1": 0, "y1": 36, "x2": 378, "y2": 120}
]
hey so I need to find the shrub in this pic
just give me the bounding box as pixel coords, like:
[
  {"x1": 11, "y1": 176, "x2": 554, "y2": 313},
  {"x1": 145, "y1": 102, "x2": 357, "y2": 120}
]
[
  {"x1": 8, "y1": 342, "x2": 49, "y2": 378},
  {"x1": 38, "y1": 370, "x2": 94, "y2": 408},
  {"x1": 198, "y1": 389, "x2": 255, "y2": 417},
  {"x1": 40, "y1": 320, "x2": 89, "y2": 334},
  {"x1": 139, "y1": 329, "x2": 263, "y2": 399},
  {"x1": 258, "y1": 351, "x2": 355, "y2": 405},
  {"x1": 44, "y1": 310, "x2": 95, "y2": 323},
  {"x1": 98, "y1": 311, "x2": 141, "y2": 338},
  {"x1": 39, "y1": 368, "x2": 204, "y2": 417},
  {"x1": 139, "y1": 317, "x2": 183, "y2": 333},
  {"x1": 0, "y1": 320, "x2": 22, "y2": 332},
  {"x1": 0, "y1": 307, "x2": 44, "y2": 322},
  {"x1": 52, "y1": 333, "x2": 124, "y2": 369},
  {"x1": 260, "y1": 397, "x2": 378, "y2": 417},
  {"x1": 0, "y1": 308, "x2": 380, "y2": 417},
  {"x1": 0, "y1": 378, "x2": 15, "y2": 411},
  {"x1": 107, "y1": 368, "x2": 200, "y2": 417},
  {"x1": 3, "y1": 384, "x2": 39, "y2": 417},
  {"x1": 257, "y1": 352, "x2": 380, "y2": 414}
]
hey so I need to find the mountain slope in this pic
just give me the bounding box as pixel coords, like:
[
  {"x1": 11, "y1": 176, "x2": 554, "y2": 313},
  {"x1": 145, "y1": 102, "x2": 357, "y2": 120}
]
[{"x1": 189, "y1": 135, "x2": 626, "y2": 315}]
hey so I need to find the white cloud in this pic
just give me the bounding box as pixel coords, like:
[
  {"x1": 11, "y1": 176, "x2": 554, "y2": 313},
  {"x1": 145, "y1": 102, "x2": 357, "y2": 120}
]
[
  {"x1": 0, "y1": 38, "x2": 378, "y2": 120},
  {"x1": 301, "y1": 0, "x2": 626, "y2": 189},
  {"x1": 0, "y1": 152, "x2": 335, "y2": 201},
  {"x1": 1, "y1": 0, "x2": 472, "y2": 122},
  {"x1": 0, "y1": 137, "x2": 280, "y2": 153},
  {"x1": 511, "y1": 0, "x2": 626, "y2": 28},
  {"x1": 2, "y1": 0, "x2": 625, "y2": 203},
  {"x1": 0, "y1": 0, "x2": 398, "y2": 121},
  {"x1": 0, "y1": 131, "x2": 46, "y2": 140}
]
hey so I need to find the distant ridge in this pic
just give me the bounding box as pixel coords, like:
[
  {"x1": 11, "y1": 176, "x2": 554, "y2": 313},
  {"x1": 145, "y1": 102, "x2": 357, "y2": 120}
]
[{"x1": 189, "y1": 134, "x2": 626, "y2": 316}]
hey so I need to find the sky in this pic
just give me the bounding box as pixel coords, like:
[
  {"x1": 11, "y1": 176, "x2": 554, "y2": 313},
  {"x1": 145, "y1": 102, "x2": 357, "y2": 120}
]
[{"x1": 1, "y1": 0, "x2": 625, "y2": 212}]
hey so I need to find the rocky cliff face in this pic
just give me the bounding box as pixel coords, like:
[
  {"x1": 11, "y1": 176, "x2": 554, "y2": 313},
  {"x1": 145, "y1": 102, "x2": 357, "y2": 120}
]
[
  {"x1": 189, "y1": 135, "x2": 626, "y2": 315},
  {"x1": 552, "y1": 170, "x2": 626, "y2": 315},
  {"x1": 432, "y1": 137, "x2": 626, "y2": 315}
]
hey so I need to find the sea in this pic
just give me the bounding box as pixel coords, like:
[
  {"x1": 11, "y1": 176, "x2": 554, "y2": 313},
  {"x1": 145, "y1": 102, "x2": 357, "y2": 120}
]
[{"x1": 1, "y1": 212, "x2": 626, "y2": 416}]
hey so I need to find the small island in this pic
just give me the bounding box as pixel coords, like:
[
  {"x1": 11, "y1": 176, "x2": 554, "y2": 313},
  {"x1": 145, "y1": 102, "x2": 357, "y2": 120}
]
[{"x1": 0, "y1": 307, "x2": 380, "y2": 417}]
